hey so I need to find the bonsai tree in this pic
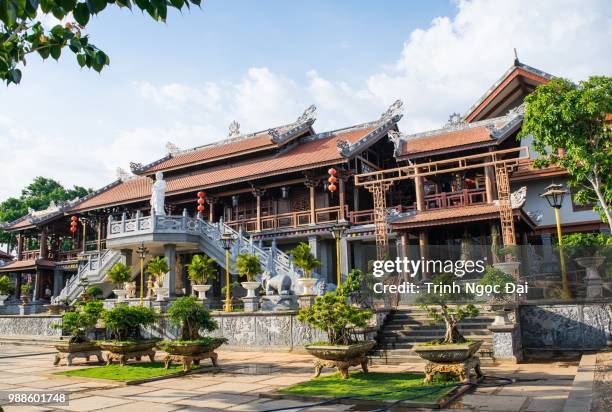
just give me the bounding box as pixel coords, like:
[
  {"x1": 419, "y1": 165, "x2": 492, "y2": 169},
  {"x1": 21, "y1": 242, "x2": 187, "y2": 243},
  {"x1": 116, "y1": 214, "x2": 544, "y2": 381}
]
[
  {"x1": 336, "y1": 269, "x2": 376, "y2": 308},
  {"x1": 107, "y1": 262, "x2": 132, "y2": 288},
  {"x1": 289, "y1": 242, "x2": 320, "y2": 278},
  {"x1": 53, "y1": 301, "x2": 104, "y2": 343},
  {"x1": 101, "y1": 304, "x2": 157, "y2": 341},
  {"x1": 187, "y1": 254, "x2": 218, "y2": 285},
  {"x1": 417, "y1": 273, "x2": 479, "y2": 344},
  {"x1": 235, "y1": 253, "x2": 262, "y2": 282},
  {"x1": 478, "y1": 266, "x2": 516, "y2": 304},
  {"x1": 86, "y1": 286, "x2": 104, "y2": 301},
  {"x1": 166, "y1": 296, "x2": 218, "y2": 340},
  {"x1": 0, "y1": 275, "x2": 15, "y2": 296},
  {"x1": 297, "y1": 291, "x2": 372, "y2": 345},
  {"x1": 496, "y1": 245, "x2": 521, "y2": 262},
  {"x1": 562, "y1": 233, "x2": 612, "y2": 258},
  {"x1": 147, "y1": 256, "x2": 170, "y2": 286},
  {"x1": 20, "y1": 282, "x2": 32, "y2": 296}
]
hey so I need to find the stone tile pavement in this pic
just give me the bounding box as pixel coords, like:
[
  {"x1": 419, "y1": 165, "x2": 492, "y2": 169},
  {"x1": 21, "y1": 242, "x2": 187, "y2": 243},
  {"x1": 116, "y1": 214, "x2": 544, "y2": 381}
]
[{"x1": 0, "y1": 345, "x2": 580, "y2": 411}]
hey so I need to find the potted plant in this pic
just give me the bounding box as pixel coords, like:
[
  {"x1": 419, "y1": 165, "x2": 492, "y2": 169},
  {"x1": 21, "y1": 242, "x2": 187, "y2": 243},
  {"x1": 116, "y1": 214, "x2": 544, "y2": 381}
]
[
  {"x1": 52, "y1": 301, "x2": 104, "y2": 365},
  {"x1": 147, "y1": 256, "x2": 170, "y2": 301},
  {"x1": 478, "y1": 266, "x2": 516, "y2": 326},
  {"x1": 20, "y1": 282, "x2": 32, "y2": 304},
  {"x1": 86, "y1": 286, "x2": 104, "y2": 301},
  {"x1": 336, "y1": 269, "x2": 376, "y2": 309},
  {"x1": 290, "y1": 242, "x2": 320, "y2": 295},
  {"x1": 187, "y1": 254, "x2": 217, "y2": 302},
  {"x1": 414, "y1": 273, "x2": 481, "y2": 363},
  {"x1": 235, "y1": 253, "x2": 262, "y2": 298},
  {"x1": 107, "y1": 262, "x2": 133, "y2": 302},
  {"x1": 0, "y1": 275, "x2": 14, "y2": 306},
  {"x1": 297, "y1": 291, "x2": 373, "y2": 379},
  {"x1": 99, "y1": 304, "x2": 158, "y2": 365},
  {"x1": 157, "y1": 296, "x2": 227, "y2": 368},
  {"x1": 492, "y1": 245, "x2": 521, "y2": 276}
]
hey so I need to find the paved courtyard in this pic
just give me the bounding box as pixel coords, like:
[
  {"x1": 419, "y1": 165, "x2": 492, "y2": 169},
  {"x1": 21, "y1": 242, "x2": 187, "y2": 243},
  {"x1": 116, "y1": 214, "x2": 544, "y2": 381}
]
[{"x1": 0, "y1": 345, "x2": 579, "y2": 411}]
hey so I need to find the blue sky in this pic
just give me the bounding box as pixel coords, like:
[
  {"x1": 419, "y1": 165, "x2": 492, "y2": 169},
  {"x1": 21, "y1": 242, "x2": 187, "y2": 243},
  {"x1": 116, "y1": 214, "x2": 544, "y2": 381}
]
[{"x1": 0, "y1": 0, "x2": 610, "y2": 201}]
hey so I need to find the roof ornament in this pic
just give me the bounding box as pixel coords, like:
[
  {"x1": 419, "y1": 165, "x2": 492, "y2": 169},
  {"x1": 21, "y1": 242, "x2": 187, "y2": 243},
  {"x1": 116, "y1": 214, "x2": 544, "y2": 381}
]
[
  {"x1": 166, "y1": 141, "x2": 181, "y2": 155},
  {"x1": 116, "y1": 167, "x2": 133, "y2": 182},
  {"x1": 228, "y1": 120, "x2": 241, "y2": 138},
  {"x1": 336, "y1": 139, "x2": 351, "y2": 156},
  {"x1": 297, "y1": 105, "x2": 317, "y2": 124},
  {"x1": 444, "y1": 112, "x2": 465, "y2": 129},
  {"x1": 380, "y1": 99, "x2": 404, "y2": 121},
  {"x1": 507, "y1": 103, "x2": 525, "y2": 117},
  {"x1": 510, "y1": 186, "x2": 527, "y2": 208},
  {"x1": 387, "y1": 130, "x2": 404, "y2": 156},
  {"x1": 513, "y1": 48, "x2": 520, "y2": 66},
  {"x1": 129, "y1": 162, "x2": 143, "y2": 172}
]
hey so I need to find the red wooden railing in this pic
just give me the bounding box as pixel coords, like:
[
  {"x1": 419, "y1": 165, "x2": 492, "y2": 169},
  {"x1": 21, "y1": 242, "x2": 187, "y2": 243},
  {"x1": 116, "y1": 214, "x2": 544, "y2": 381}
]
[{"x1": 227, "y1": 205, "x2": 348, "y2": 232}]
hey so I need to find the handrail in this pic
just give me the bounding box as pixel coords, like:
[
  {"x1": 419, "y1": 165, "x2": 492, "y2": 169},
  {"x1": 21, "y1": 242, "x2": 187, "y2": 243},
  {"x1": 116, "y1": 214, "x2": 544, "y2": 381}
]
[{"x1": 227, "y1": 205, "x2": 348, "y2": 231}]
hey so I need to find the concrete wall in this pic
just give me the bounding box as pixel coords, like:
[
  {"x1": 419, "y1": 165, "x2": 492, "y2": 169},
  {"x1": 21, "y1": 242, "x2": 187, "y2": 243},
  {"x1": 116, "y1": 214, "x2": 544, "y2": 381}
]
[
  {"x1": 0, "y1": 315, "x2": 62, "y2": 336},
  {"x1": 519, "y1": 303, "x2": 612, "y2": 351}
]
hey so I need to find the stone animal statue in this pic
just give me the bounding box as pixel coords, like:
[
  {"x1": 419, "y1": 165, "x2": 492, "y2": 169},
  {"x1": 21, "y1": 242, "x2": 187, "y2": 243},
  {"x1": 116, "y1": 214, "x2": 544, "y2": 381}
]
[
  {"x1": 314, "y1": 279, "x2": 337, "y2": 296},
  {"x1": 261, "y1": 271, "x2": 293, "y2": 295},
  {"x1": 125, "y1": 282, "x2": 136, "y2": 298}
]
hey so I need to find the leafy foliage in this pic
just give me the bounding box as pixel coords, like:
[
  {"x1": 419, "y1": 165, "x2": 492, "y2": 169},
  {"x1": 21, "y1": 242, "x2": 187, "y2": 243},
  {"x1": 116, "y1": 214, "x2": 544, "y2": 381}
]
[
  {"x1": 297, "y1": 291, "x2": 372, "y2": 345},
  {"x1": 166, "y1": 296, "x2": 217, "y2": 340},
  {"x1": 186, "y1": 254, "x2": 217, "y2": 285},
  {"x1": 478, "y1": 266, "x2": 516, "y2": 304},
  {"x1": 0, "y1": 275, "x2": 14, "y2": 295},
  {"x1": 20, "y1": 282, "x2": 31, "y2": 294},
  {"x1": 0, "y1": 177, "x2": 91, "y2": 250},
  {"x1": 561, "y1": 232, "x2": 612, "y2": 259},
  {"x1": 235, "y1": 253, "x2": 262, "y2": 282},
  {"x1": 289, "y1": 242, "x2": 320, "y2": 278},
  {"x1": 101, "y1": 304, "x2": 157, "y2": 341},
  {"x1": 417, "y1": 273, "x2": 479, "y2": 344},
  {"x1": 53, "y1": 300, "x2": 103, "y2": 343},
  {"x1": 0, "y1": 0, "x2": 203, "y2": 85},
  {"x1": 107, "y1": 262, "x2": 132, "y2": 287},
  {"x1": 147, "y1": 256, "x2": 169, "y2": 284},
  {"x1": 519, "y1": 76, "x2": 612, "y2": 229},
  {"x1": 86, "y1": 286, "x2": 103, "y2": 300},
  {"x1": 336, "y1": 268, "x2": 375, "y2": 308}
]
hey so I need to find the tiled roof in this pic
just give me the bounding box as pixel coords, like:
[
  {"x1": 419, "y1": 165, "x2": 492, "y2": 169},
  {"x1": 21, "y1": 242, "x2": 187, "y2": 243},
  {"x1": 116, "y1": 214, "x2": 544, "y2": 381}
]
[
  {"x1": 402, "y1": 126, "x2": 493, "y2": 156},
  {"x1": 70, "y1": 127, "x2": 374, "y2": 212},
  {"x1": 0, "y1": 259, "x2": 55, "y2": 272},
  {"x1": 390, "y1": 204, "x2": 502, "y2": 228},
  {"x1": 0, "y1": 250, "x2": 13, "y2": 260}
]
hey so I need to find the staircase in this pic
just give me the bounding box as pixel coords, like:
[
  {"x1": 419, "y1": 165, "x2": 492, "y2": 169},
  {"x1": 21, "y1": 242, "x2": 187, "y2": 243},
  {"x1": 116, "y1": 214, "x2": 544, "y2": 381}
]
[{"x1": 371, "y1": 306, "x2": 495, "y2": 365}]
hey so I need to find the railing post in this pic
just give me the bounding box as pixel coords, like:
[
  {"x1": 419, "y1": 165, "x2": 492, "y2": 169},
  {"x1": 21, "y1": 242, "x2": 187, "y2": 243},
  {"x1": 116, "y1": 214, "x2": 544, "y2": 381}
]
[
  {"x1": 463, "y1": 189, "x2": 469, "y2": 205},
  {"x1": 182, "y1": 208, "x2": 188, "y2": 230},
  {"x1": 152, "y1": 213, "x2": 157, "y2": 231},
  {"x1": 135, "y1": 210, "x2": 142, "y2": 231},
  {"x1": 121, "y1": 212, "x2": 127, "y2": 233},
  {"x1": 107, "y1": 215, "x2": 113, "y2": 237}
]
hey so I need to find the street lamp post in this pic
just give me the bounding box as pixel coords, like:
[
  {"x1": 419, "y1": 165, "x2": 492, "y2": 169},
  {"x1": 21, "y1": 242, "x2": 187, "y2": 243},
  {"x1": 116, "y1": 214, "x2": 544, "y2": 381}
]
[
  {"x1": 331, "y1": 223, "x2": 348, "y2": 286},
  {"x1": 220, "y1": 231, "x2": 234, "y2": 312},
  {"x1": 540, "y1": 183, "x2": 571, "y2": 299},
  {"x1": 136, "y1": 242, "x2": 148, "y2": 305}
]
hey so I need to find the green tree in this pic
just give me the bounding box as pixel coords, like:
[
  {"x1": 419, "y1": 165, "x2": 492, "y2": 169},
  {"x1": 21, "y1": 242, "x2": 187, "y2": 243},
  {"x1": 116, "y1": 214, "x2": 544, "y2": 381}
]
[
  {"x1": 235, "y1": 253, "x2": 262, "y2": 282},
  {"x1": 519, "y1": 76, "x2": 612, "y2": 230},
  {"x1": 107, "y1": 262, "x2": 132, "y2": 287},
  {"x1": 0, "y1": 0, "x2": 202, "y2": 85},
  {"x1": 289, "y1": 242, "x2": 320, "y2": 279},
  {"x1": 166, "y1": 296, "x2": 217, "y2": 340},
  {"x1": 186, "y1": 254, "x2": 217, "y2": 285},
  {"x1": 147, "y1": 256, "x2": 169, "y2": 285}
]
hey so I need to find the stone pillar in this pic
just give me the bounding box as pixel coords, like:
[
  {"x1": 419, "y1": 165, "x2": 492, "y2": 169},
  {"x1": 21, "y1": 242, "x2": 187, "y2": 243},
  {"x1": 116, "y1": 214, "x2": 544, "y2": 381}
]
[
  {"x1": 400, "y1": 232, "x2": 409, "y2": 281},
  {"x1": 485, "y1": 165, "x2": 497, "y2": 203},
  {"x1": 415, "y1": 175, "x2": 425, "y2": 211},
  {"x1": 489, "y1": 323, "x2": 523, "y2": 363},
  {"x1": 352, "y1": 242, "x2": 367, "y2": 273},
  {"x1": 39, "y1": 230, "x2": 48, "y2": 259},
  {"x1": 541, "y1": 234, "x2": 554, "y2": 261},
  {"x1": 308, "y1": 236, "x2": 319, "y2": 258},
  {"x1": 340, "y1": 237, "x2": 349, "y2": 281},
  {"x1": 163, "y1": 244, "x2": 177, "y2": 298},
  {"x1": 53, "y1": 267, "x2": 62, "y2": 297},
  {"x1": 16, "y1": 233, "x2": 23, "y2": 261},
  {"x1": 419, "y1": 230, "x2": 429, "y2": 279},
  {"x1": 33, "y1": 269, "x2": 42, "y2": 302}
]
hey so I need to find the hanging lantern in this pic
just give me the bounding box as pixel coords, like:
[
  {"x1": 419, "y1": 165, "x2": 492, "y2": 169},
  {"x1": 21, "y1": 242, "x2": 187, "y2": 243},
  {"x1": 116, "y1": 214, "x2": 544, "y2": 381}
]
[
  {"x1": 327, "y1": 168, "x2": 338, "y2": 194},
  {"x1": 70, "y1": 215, "x2": 78, "y2": 234},
  {"x1": 328, "y1": 168, "x2": 337, "y2": 176},
  {"x1": 196, "y1": 191, "x2": 206, "y2": 216}
]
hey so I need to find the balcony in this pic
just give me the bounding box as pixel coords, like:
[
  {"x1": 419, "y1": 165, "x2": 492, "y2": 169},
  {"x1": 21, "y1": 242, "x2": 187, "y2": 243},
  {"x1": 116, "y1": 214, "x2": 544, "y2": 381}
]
[
  {"x1": 226, "y1": 205, "x2": 348, "y2": 232},
  {"x1": 21, "y1": 250, "x2": 40, "y2": 260},
  {"x1": 424, "y1": 188, "x2": 486, "y2": 210}
]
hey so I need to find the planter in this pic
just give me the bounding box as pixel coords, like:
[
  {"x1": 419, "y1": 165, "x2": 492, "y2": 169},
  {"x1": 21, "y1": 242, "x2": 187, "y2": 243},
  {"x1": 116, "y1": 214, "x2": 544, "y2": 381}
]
[
  {"x1": 489, "y1": 303, "x2": 514, "y2": 326},
  {"x1": 0, "y1": 294, "x2": 9, "y2": 306},
  {"x1": 192, "y1": 284, "x2": 212, "y2": 300},
  {"x1": 414, "y1": 340, "x2": 482, "y2": 363},
  {"x1": 154, "y1": 287, "x2": 169, "y2": 302},
  {"x1": 99, "y1": 339, "x2": 158, "y2": 366},
  {"x1": 493, "y1": 261, "x2": 520, "y2": 276},
  {"x1": 305, "y1": 341, "x2": 376, "y2": 379},
  {"x1": 20, "y1": 294, "x2": 29, "y2": 304},
  {"x1": 159, "y1": 338, "x2": 226, "y2": 356},
  {"x1": 241, "y1": 281, "x2": 261, "y2": 298},
  {"x1": 575, "y1": 256, "x2": 605, "y2": 280},
  {"x1": 297, "y1": 278, "x2": 317, "y2": 295},
  {"x1": 45, "y1": 304, "x2": 67, "y2": 315},
  {"x1": 53, "y1": 341, "x2": 103, "y2": 366},
  {"x1": 55, "y1": 341, "x2": 100, "y2": 353},
  {"x1": 113, "y1": 289, "x2": 128, "y2": 303}
]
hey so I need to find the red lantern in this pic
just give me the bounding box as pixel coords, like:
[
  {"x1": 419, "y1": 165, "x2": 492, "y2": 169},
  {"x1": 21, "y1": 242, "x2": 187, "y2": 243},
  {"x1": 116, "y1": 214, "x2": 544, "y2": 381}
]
[
  {"x1": 197, "y1": 205, "x2": 205, "y2": 212},
  {"x1": 328, "y1": 183, "x2": 337, "y2": 192},
  {"x1": 327, "y1": 167, "x2": 338, "y2": 194},
  {"x1": 328, "y1": 176, "x2": 337, "y2": 184},
  {"x1": 196, "y1": 191, "x2": 206, "y2": 217},
  {"x1": 328, "y1": 168, "x2": 337, "y2": 176},
  {"x1": 70, "y1": 215, "x2": 78, "y2": 234},
  {"x1": 197, "y1": 198, "x2": 205, "y2": 205},
  {"x1": 197, "y1": 191, "x2": 205, "y2": 198}
]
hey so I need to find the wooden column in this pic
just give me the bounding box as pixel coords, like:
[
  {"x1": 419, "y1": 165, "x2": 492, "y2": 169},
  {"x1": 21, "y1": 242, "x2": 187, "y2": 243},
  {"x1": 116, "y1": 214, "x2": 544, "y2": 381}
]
[
  {"x1": 39, "y1": 229, "x2": 48, "y2": 259},
  {"x1": 338, "y1": 176, "x2": 346, "y2": 221},
  {"x1": 305, "y1": 179, "x2": 317, "y2": 225},
  {"x1": 419, "y1": 230, "x2": 429, "y2": 279},
  {"x1": 400, "y1": 232, "x2": 409, "y2": 281},
  {"x1": 415, "y1": 175, "x2": 425, "y2": 211},
  {"x1": 253, "y1": 189, "x2": 264, "y2": 232},
  {"x1": 207, "y1": 196, "x2": 216, "y2": 222},
  {"x1": 97, "y1": 219, "x2": 103, "y2": 251},
  {"x1": 484, "y1": 165, "x2": 497, "y2": 202},
  {"x1": 81, "y1": 218, "x2": 87, "y2": 252},
  {"x1": 16, "y1": 233, "x2": 23, "y2": 261},
  {"x1": 14, "y1": 274, "x2": 21, "y2": 299}
]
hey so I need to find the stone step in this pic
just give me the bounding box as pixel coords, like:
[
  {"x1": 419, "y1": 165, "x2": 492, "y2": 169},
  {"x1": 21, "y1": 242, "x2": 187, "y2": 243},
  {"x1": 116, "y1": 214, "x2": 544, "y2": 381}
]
[
  {"x1": 385, "y1": 322, "x2": 492, "y2": 331},
  {"x1": 378, "y1": 339, "x2": 493, "y2": 349}
]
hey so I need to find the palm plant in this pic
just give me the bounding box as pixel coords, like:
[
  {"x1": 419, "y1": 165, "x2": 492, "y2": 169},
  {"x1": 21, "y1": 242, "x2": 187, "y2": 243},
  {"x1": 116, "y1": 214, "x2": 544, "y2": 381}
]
[
  {"x1": 107, "y1": 262, "x2": 132, "y2": 288},
  {"x1": 187, "y1": 254, "x2": 218, "y2": 285},
  {"x1": 0, "y1": 275, "x2": 15, "y2": 296},
  {"x1": 147, "y1": 256, "x2": 170, "y2": 285},
  {"x1": 290, "y1": 242, "x2": 320, "y2": 278},
  {"x1": 235, "y1": 253, "x2": 262, "y2": 282}
]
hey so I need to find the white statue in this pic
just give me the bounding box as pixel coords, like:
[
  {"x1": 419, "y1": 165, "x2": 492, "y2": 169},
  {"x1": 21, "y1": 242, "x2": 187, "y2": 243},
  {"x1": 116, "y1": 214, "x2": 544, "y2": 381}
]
[{"x1": 151, "y1": 171, "x2": 166, "y2": 215}]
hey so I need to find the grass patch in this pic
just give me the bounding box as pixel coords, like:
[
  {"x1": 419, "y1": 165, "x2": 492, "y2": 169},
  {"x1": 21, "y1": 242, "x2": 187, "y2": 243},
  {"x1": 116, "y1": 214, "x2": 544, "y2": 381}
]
[
  {"x1": 56, "y1": 362, "x2": 197, "y2": 382},
  {"x1": 279, "y1": 372, "x2": 457, "y2": 402}
]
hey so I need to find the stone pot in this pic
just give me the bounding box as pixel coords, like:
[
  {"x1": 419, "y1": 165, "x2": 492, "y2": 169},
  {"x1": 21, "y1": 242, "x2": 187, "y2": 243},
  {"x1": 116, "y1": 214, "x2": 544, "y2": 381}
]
[
  {"x1": 55, "y1": 341, "x2": 100, "y2": 353},
  {"x1": 493, "y1": 261, "x2": 520, "y2": 276},
  {"x1": 488, "y1": 303, "x2": 514, "y2": 326},
  {"x1": 297, "y1": 278, "x2": 317, "y2": 295},
  {"x1": 45, "y1": 304, "x2": 67, "y2": 315},
  {"x1": 160, "y1": 338, "x2": 226, "y2": 356},
  {"x1": 154, "y1": 287, "x2": 169, "y2": 302},
  {"x1": 575, "y1": 256, "x2": 606, "y2": 280},
  {"x1": 20, "y1": 294, "x2": 29, "y2": 304},
  {"x1": 414, "y1": 340, "x2": 482, "y2": 363},
  {"x1": 0, "y1": 294, "x2": 9, "y2": 306},
  {"x1": 304, "y1": 340, "x2": 376, "y2": 362},
  {"x1": 241, "y1": 281, "x2": 261, "y2": 298},
  {"x1": 113, "y1": 289, "x2": 128, "y2": 303},
  {"x1": 192, "y1": 284, "x2": 212, "y2": 300},
  {"x1": 99, "y1": 340, "x2": 158, "y2": 355}
]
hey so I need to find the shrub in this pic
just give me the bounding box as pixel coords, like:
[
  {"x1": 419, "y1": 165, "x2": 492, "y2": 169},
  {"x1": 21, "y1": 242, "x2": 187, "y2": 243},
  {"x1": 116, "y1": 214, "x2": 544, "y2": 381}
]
[
  {"x1": 297, "y1": 292, "x2": 372, "y2": 345},
  {"x1": 86, "y1": 286, "x2": 103, "y2": 300},
  {"x1": 107, "y1": 262, "x2": 132, "y2": 287},
  {"x1": 20, "y1": 283, "x2": 31, "y2": 295},
  {"x1": 187, "y1": 254, "x2": 218, "y2": 285},
  {"x1": 147, "y1": 256, "x2": 170, "y2": 285},
  {"x1": 53, "y1": 301, "x2": 104, "y2": 343},
  {"x1": 101, "y1": 304, "x2": 157, "y2": 341},
  {"x1": 478, "y1": 266, "x2": 516, "y2": 304},
  {"x1": 167, "y1": 296, "x2": 218, "y2": 340},
  {"x1": 336, "y1": 269, "x2": 376, "y2": 308},
  {"x1": 562, "y1": 232, "x2": 612, "y2": 258},
  {"x1": 289, "y1": 242, "x2": 320, "y2": 279},
  {"x1": 235, "y1": 253, "x2": 262, "y2": 282},
  {"x1": 0, "y1": 275, "x2": 14, "y2": 295}
]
